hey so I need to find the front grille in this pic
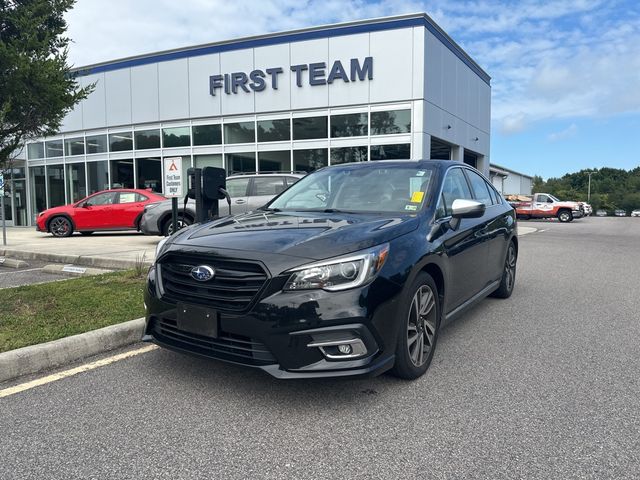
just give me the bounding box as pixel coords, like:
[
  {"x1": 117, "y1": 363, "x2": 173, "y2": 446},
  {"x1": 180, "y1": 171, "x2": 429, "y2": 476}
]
[
  {"x1": 151, "y1": 316, "x2": 276, "y2": 365},
  {"x1": 158, "y1": 253, "x2": 268, "y2": 312}
]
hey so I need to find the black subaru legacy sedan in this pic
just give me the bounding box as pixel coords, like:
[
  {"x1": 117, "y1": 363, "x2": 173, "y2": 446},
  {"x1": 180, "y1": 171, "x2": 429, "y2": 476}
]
[{"x1": 143, "y1": 160, "x2": 517, "y2": 380}]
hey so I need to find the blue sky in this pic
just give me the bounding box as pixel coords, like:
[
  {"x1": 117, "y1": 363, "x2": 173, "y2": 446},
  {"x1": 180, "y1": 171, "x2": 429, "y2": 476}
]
[{"x1": 65, "y1": 0, "x2": 640, "y2": 179}]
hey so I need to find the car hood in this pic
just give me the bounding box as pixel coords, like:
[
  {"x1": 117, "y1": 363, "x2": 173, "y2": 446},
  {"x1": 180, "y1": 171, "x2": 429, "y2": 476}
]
[
  {"x1": 172, "y1": 210, "x2": 421, "y2": 261},
  {"x1": 40, "y1": 205, "x2": 73, "y2": 217}
]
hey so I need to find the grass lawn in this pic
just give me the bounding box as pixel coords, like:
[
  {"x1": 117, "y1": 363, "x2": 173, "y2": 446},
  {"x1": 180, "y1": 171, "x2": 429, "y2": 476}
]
[{"x1": 0, "y1": 270, "x2": 146, "y2": 353}]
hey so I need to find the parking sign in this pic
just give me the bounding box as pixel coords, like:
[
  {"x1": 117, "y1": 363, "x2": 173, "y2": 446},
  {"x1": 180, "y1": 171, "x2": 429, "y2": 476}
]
[{"x1": 163, "y1": 157, "x2": 183, "y2": 198}]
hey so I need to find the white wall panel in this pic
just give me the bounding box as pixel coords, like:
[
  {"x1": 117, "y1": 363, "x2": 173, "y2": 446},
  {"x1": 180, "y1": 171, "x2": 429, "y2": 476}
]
[
  {"x1": 189, "y1": 54, "x2": 221, "y2": 118},
  {"x1": 290, "y1": 39, "x2": 329, "y2": 110},
  {"x1": 159, "y1": 59, "x2": 189, "y2": 120},
  {"x1": 441, "y1": 48, "x2": 457, "y2": 117},
  {"x1": 412, "y1": 27, "x2": 426, "y2": 100},
  {"x1": 61, "y1": 102, "x2": 83, "y2": 132},
  {"x1": 220, "y1": 49, "x2": 255, "y2": 115},
  {"x1": 81, "y1": 74, "x2": 106, "y2": 129},
  {"x1": 424, "y1": 31, "x2": 442, "y2": 105},
  {"x1": 131, "y1": 64, "x2": 159, "y2": 124},
  {"x1": 370, "y1": 29, "x2": 413, "y2": 103},
  {"x1": 254, "y1": 43, "x2": 291, "y2": 113},
  {"x1": 105, "y1": 69, "x2": 131, "y2": 126},
  {"x1": 328, "y1": 33, "x2": 369, "y2": 107}
]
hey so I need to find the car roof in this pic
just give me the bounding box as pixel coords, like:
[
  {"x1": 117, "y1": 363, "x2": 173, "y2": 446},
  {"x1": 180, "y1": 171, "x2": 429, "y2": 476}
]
[{"x1": 227, "y1": 173, "x2": 306, "y2": 179}]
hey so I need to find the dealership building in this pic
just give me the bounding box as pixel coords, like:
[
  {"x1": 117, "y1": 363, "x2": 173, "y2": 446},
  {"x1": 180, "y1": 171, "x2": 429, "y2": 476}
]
[{"x1": 4, "y1": 12, "x2": 491, "y2": 226}]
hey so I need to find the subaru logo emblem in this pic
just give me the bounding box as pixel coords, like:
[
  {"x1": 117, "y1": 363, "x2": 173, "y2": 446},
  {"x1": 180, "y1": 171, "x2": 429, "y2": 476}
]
[{"x1": 190, "y1": 265, "x2": 215, "y2": 282}]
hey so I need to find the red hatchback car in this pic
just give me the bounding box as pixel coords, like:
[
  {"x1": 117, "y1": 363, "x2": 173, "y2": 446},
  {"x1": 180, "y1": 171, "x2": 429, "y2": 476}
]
[{"x1": 36, "y1": 189, "x2": 166, "y2": 237}]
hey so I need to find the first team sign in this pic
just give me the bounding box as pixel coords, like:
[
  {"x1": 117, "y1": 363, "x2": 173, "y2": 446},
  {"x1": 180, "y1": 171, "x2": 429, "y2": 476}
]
[{"x1": 163, "y1": 157, "x2": 183, "y2": 198}]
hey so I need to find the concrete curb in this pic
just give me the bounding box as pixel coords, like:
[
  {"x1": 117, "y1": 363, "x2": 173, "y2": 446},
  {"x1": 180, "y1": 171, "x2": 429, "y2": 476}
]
[
  {"x1": 42, "y1": 264, "x2": 112, "y2": 277},
  {"x1": 0, "y1": 248, "x2": 152, "y2": 270},
  {"x1": 0, "y1": 318, "x2": 146, "y2": 384},
  {"x1": 0, "y1": 257, "x2": 29, "y2": 268}
]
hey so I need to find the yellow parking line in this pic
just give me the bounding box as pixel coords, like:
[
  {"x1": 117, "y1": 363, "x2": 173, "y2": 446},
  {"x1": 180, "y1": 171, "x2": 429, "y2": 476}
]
[{"x1": 0, "y1": 344, "x2": 158, "y2": 399}]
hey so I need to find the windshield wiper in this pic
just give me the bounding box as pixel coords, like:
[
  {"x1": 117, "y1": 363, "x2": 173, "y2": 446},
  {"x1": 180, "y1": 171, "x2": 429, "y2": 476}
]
[{"x1": 261, "y1": 207, "x2": 281, "y2": 212}]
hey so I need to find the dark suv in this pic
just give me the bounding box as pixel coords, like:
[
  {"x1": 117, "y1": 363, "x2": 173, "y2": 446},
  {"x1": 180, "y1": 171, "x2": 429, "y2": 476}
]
[{"x1": 144, "y1": 160, "x2": 517, "y2": 380}]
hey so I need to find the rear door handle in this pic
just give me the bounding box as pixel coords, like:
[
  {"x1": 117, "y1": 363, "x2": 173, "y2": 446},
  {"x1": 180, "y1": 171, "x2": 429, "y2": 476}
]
[{"x1": 235, "y1": 199, "x2": 246, "y2": 204}]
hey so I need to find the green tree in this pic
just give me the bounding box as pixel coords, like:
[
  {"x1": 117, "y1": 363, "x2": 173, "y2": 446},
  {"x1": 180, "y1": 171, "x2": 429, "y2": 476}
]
[{"x1": 0, "y1": 0, "x2": 92, "y2": 167}]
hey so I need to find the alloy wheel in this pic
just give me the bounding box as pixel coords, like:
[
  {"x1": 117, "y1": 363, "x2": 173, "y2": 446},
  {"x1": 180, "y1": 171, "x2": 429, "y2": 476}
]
[
  {"x1": 504, "y1": 244, "x2": 517, "y2": 292},
  {"x1": 50, "y1": 217, "x2": 70, "y2": 237},
  {"x1": 407, "y1": 285, "x2": 437, "y2": 367}
]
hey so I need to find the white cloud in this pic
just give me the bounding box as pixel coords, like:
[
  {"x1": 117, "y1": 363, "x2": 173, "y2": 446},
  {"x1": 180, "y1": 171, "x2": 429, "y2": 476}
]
[{"x1": 548, "y1": 123, "x2": 578, "y2": 141}]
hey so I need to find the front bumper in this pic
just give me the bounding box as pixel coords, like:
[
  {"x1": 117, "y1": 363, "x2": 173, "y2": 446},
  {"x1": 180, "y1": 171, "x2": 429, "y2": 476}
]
[
  {"x1": 139, "y1": 211, "x2": 161, "y2": 235},
  {"x1": 572, "y1": 209, "x2": 584, "y2": 218},
  {"x1": 143, "y1": 265, "x2": 402, "y2": 379}
]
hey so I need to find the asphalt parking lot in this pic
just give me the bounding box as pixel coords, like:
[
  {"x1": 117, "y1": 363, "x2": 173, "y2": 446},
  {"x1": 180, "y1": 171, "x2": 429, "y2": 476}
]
[
  {"x1": 1, "y1": 216, "x2": 639, "y2": 479},
  {"x1": 0, "y1": 259, "x2": 69, "y2": 289}
]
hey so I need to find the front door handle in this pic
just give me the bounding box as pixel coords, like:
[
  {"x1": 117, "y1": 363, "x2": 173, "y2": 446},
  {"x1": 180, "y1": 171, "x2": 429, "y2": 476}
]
[{"x1": 235, "y1": 199, "x2": 246, "y2": 204}]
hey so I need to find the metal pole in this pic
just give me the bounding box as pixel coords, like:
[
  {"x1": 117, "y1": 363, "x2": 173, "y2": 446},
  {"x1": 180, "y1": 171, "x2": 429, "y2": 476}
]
[
  {"x1": 1, "y1": 194, "x2": 6, "y2": 246},
  {"x1": 171, "y1": 197, "x2": 178, "y2": 235},
  {"x1": 587, "y1": 172, "x2": 593, "y2": 203}
]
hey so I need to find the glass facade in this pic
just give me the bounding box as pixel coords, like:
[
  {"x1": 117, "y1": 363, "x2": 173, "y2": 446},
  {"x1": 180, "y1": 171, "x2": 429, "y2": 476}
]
[
  {"x1": 371, "y1": 144, "x2": 411, "y2": 160},
  {"x1": 66, "y1": 163, "x2": 87, "y2": 202},
  {"x1": 109, "y1": 132, "x2": 133, "y2": 152},
  {"x1": 45, "y1": 140, "x2": 64, "y2": 158},
  {"x1": 135, "y1": 129, "x2": 161, "y2": 150},
  {"x1": 257, "y1": 119, "x2": 290, "y2": 142},
  {"x1": 331, "y1": 113, "x2": 368, "y2": 138},
  {"x1": 136, "y1": 158, "x2": 162, "y2": 192},
  {"x1": 87, "y1": 161, "x2": 109, "y2": 194},
  {"x1": 293, "y1": 116, "x2": 327, "y2": 140},
  {"x1": 110, "y1": 159, "x2": 134, "y2": 188},
  {"x1": 224, "y1": 122, "x2": 255, "y2": 144},
  {"x1": 64, "y1": 137, "x2": 85, "y2": 156},
  {"x1": 22, "y1": 105, "x2": 416, "y2": 225},
  {"x1": 193, "y1": 124, "x2": 222, "y2": 146},
  {"x1": 86, "y1": 134, "x2": 108, "y2": 154},
  {"x1": 163, "y1": 127, "x2": 190, "y2": 147},
  {"x1": 258, "y1": 150, "x2": 291, "y2": 172},
  {"x1": 370, "y1": 109, "x2": 411, "y2": 135}
]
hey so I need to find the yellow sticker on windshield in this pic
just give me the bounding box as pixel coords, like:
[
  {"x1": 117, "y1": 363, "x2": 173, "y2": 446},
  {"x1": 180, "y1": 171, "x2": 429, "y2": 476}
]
[{"x1": 411, "y1": 191, "x2": 424, "y2": 203}]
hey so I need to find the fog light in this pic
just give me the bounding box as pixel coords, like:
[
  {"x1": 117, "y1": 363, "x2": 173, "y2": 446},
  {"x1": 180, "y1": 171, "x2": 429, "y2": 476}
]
[
  {"x1": 337, "y1": 344, "x2": 352, "y2": 355},
  {"x1": 307, "y1": 337, "x2": 367, "y2": 360}
]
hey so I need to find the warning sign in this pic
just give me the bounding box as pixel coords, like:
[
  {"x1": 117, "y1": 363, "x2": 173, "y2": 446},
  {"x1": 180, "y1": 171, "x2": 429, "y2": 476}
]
[{"x1": 163, "y1": 157, "x2": 183, "y2": 198}]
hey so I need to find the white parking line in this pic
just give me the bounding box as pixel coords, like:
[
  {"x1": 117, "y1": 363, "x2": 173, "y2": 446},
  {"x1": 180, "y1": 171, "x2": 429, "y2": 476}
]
[
  {"x1": 0, "y1": 345, "x2": 158, "y2": 399},
  {"x1": 0, "y1": 267, "x2": 42, "y2": 276}
]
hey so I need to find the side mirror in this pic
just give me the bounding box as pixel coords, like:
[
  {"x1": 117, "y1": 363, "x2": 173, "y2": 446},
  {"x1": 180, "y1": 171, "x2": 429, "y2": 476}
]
[
  {"x1": 81, "y1": 202, "x2": 90, "y2": 208},
  {"x1": 451, "y1": 199, "x2": 485, "y2": 219}
]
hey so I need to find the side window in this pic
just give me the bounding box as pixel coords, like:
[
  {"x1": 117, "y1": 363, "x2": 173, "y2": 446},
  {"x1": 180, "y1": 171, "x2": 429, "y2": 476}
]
[
  {"x1": 465, "y1": 170, "x2": 493, "y2": 206},
  {"x1": 252, "y1": 177, "x2": 286, "y2": 196},
  {"x1": 535, "y1": 194, "x2": 549, "y2": 203},
  {"x1": 438, "y1": 168, "x2": 473, "y2": 217},
  {"x1": 135, "y1": 193, "x2": 149, "y2": 202},
  {"x1": 225, "y1": 178, "x2": 250, "y2": 197},
  {"x1": 488, "y1": 185, "x2": 501, "y2": 205},
  {"x1": 118, "y1": 192, "x2": 137, "y2": 204},
  {"x1": 286, "y1": 176, "x2": 300, "y2": 187},
  {"x1": 87, "y1": 192, "x2": 116, "y2": 206}
]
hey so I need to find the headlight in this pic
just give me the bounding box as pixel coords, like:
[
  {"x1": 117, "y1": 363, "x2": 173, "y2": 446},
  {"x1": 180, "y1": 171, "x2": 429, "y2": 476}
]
[
  {"x1": 155, "y1": 237, "x2": 168, "y2": 257},
  {"x1": 38, "y1": 212, "x2": 45, "y2": 217},
  {"x1": 283, "y1": 243, "x2": 389, "y2": 292}
]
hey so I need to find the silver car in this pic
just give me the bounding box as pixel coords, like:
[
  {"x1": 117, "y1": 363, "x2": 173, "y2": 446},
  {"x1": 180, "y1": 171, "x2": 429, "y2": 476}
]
[{"x1": 140, "y1": 173, "x2": 304, "y2": 236}]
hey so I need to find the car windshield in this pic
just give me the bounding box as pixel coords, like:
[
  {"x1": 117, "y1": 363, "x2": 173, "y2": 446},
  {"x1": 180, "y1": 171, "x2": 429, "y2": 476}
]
[
  {"x1": 549, "y1": 194, "x2": 560, "y2": 202},
  {"x1": 266, "y1": 164, "x2": 434, "y2": 213}
]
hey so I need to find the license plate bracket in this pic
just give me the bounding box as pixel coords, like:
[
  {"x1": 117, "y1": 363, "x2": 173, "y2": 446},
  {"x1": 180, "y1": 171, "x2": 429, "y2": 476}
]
[{"x1": 176, "y1": 303, "x2": 218, "y2": 338}]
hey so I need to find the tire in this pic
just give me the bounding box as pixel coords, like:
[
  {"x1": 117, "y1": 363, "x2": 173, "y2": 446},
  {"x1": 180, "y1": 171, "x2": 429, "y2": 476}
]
[
  {"x1": 390, "y1": 272, "x2": 441, "y2": 380},
  {"x1": 491, "y1": 241, "x2": 517, "y2": 299},
  {"x1": 49, "y1": 216, "x2": 73, "y2": 237},
  {"x1": 162, "y1": 216, "x2": 192, "y2": 236},
  {"x1": 80, "y1": 231, "x2": 94, "y2": 236},
  {"x1": 557, "y1": 209, "x2": 573, "y2": 222}
]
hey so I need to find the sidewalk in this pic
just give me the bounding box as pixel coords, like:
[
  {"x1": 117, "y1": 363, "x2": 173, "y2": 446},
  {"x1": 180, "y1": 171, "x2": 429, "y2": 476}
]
[{"x1": 0, "y1": 227, "x2": 160, "y2": 269}]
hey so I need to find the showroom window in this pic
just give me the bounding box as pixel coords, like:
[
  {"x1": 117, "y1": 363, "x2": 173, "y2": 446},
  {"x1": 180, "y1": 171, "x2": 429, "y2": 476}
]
[
  {"x1": 29, "y1": 166, "x2": 46, "y2": 215},
  {"x1": 370, "y1": 109, "x2": 411, "y2": 135},
  {"x1": 226, "y1": 152, "x2": 256, "y2": 174},
  {"x1": 110, "y1": 159, "x2": 134, "y2": 188},
  {"x1": 86, "y1": 134, "x2": 108, "y2": 154},
  {"x1": 87, "y1": 161, "x2": 109, "y2": 194},
  {"x1": 136, "y1": 158, "x2": 162, "y2": 192},
  {"x1": 135, "y1": 129, "x2": 161, "y2": 150},
  {"x1": 66, "y1": 163, "x2": 87, "y2": 203},
  {"x1": 330, "y1": 113, "x2": 368, "y2": 138},
  {"x1": 28, "y1": 142, "x2": 45, "y2": 159},
  {"x1": 192, "y1": 124, "x2": 222, "y2": 146},
  {"x1": 257, "y1": 119, "x2": 290, "y2": 142},
  {"x1": 46, "y1": 164, "x2": 65, "y2": 207},
  {"x1": 224, "y1": 122, "x2": 255, "y2": 144},
  {"x1": 109, "y1": 132, "x2": 133, "y2": 152},
  {"x1": 371, "y1": 144, "x2": 411, "y2": 160},
  {"x1": 293, "y1": 149, "x2": 328, "y2": 172},
  {"x1": 64, "y1": 137, "x2": 85, "y2": 156},
  {"x1": 330, "y1": 146, "x2": 368, "y2": 164},
  {"x1": 194, "y1": 154, "x2": 222, "y2": 170},
  {"x1": 45, "y1": 140, "x2": 63, "y2": 158},
  {"x1": 163, "y1": 127, "x2": 191, "y2": 147},
  {"x1": 258, "y1": 150, "x2": 291, "y2": 173},
  {"x1": 292, "y1": 116, "x2": 327, "y2": 140}
]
